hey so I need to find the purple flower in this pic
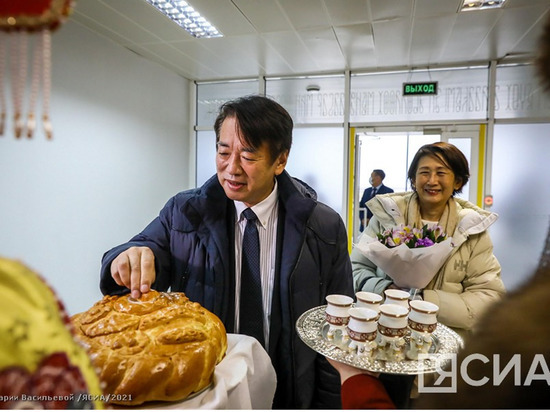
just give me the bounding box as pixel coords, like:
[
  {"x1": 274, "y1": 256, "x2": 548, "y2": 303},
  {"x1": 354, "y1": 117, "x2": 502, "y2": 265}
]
[
  {"x1": 376, "y1": 224, "x2": 447, "y2": 249},
  {"x1": 415, "y1": 238, "x2": 435, "y2": 247}
]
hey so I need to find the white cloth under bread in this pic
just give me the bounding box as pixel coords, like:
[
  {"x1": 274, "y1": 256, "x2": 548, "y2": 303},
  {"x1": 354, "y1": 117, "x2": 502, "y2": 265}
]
[{"x1": 134, "y1": 334, "x2": 277, "y2": 410}]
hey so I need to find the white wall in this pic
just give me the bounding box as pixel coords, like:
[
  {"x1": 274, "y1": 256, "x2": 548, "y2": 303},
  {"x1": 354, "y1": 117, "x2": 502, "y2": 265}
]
[
  {"x1": 0, "y1": 21, "x2": 191, "y2": 315},
  {"x1": 491, "y1": 123, "x2": 550, "y2": 291}
]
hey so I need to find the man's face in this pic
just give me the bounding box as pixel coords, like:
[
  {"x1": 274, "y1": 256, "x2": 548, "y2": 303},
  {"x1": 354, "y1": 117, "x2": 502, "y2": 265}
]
[
  {"x1": 216, "y1": 116, "x2": 288, "y2": 207},
  {"x1": 371, "y1": 172, "x2": 382, "y2": 187}
]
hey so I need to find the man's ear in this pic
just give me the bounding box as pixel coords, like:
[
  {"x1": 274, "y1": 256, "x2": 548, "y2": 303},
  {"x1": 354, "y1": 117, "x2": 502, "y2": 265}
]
[{"x1": 274, "y1": 151, "x2": 289, "y2": 175}]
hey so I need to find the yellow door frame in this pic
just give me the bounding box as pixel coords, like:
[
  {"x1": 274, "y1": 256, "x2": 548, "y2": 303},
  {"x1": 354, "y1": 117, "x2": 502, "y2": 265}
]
[{"x1": 346, "y1": 127, "x2": 356, "y2": 254}]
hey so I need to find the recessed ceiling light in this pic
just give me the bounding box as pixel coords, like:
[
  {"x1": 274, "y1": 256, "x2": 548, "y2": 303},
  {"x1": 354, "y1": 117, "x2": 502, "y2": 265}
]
[
  {"x1": 459, "y1": 0, "x2": 506, "y2": 12},
  {"x1": 145, "y1": 0, "x2": 222, "y2": 38}
]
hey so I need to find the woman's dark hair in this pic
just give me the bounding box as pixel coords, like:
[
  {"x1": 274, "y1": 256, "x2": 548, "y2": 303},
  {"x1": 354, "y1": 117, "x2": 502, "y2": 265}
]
[
  {"x1": 407, "y1": 141, "x2": 470, "y2": 196},
  {"x1": 214, "y1": 95, "x2": 293, "y2": 163}
]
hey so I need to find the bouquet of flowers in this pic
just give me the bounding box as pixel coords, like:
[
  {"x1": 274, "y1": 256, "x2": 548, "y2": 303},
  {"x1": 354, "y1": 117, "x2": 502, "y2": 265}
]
[{"x1": 355, "y1": 224, "x2": 454, "y2": 289}]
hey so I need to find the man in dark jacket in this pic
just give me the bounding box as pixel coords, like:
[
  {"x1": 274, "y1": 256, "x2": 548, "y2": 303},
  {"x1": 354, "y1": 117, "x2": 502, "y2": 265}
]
[
  {"x1": 359, "y1": 169, "x2": 394, "y2": 231},
  {"x1": 99, "y1": 95, "x2": 354, "y2": 408}
]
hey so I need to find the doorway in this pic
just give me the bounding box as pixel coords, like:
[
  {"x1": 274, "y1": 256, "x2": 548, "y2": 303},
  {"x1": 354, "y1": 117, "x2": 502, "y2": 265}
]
[{"x1": 352, "y1": 125, "x2": 481, "y2": 242}]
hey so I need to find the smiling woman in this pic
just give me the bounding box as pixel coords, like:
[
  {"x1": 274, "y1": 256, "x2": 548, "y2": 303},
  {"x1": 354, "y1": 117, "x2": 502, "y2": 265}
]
[
  {"x1": 408, "y1": 142, "x2": 470, "y2": 222},
  {"x1": 352, "y1": 141, "x2": 504, "y2": 335},
  {"x1": 350, "y1": 141, "x2": 505, "y2": 407}
]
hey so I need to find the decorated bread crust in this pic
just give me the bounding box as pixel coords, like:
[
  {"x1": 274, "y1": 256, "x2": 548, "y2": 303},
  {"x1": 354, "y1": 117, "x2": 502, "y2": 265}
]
[{"x1": 71, "y1": 290, "x2": 227, "y2": 406}]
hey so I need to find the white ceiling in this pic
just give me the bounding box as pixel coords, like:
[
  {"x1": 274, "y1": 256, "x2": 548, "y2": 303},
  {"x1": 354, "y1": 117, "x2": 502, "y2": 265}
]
[{"x1": 71, "y1": 0, "x2": 550, "y2": 81}]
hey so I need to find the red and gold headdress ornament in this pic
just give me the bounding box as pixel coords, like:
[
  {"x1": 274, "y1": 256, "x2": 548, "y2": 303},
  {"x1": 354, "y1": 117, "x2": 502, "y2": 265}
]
[{"x1": 0, "y1": 0, "x2": 75, "y2": 139}]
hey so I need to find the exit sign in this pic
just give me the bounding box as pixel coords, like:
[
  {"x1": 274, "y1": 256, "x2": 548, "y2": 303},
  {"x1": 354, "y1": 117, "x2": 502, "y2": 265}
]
[{"x1": 403, "y1": 82, "x2": 438, "y2": 96}]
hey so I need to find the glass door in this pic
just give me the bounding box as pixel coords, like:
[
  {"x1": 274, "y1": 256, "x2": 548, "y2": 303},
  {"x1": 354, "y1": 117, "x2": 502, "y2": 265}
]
[
  {"x1": 441, "y1": 128, "x2": 480, "y2": 204},
  {"x1": 352, "y1": 125, "x2": 481, "y2": 242}
]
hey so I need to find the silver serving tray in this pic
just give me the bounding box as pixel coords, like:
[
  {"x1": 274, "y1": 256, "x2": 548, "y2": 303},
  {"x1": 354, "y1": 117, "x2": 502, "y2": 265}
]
[{"x1": 296, "y1": 305, "x2": 464, "y2": 375}]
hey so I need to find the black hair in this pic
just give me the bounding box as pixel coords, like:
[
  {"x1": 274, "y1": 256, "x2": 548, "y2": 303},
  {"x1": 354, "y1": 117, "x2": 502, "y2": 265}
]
[
  {"x1": 214, "y1": 95, "x2": 293, "y2": 163},
  {"x1": 407, "y1": 142, "x2": 470, "y2": 196},
  {"x1": 372, "y1": 169, "x2": 386, "y2": 180}
]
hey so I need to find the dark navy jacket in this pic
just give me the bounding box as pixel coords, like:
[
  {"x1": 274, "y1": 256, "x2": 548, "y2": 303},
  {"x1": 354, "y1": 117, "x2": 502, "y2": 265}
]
[
  {"x1": 100, "y1": 170, "x2": 354, "y2": 409},
  {"x1": 359, "y1": 184, "x2": 394, "y2": 220}
]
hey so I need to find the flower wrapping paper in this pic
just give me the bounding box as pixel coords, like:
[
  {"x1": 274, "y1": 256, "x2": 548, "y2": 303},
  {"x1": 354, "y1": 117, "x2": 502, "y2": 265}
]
[{"x1": 355, "y1": 234, "x2": 455, "y2": 289}]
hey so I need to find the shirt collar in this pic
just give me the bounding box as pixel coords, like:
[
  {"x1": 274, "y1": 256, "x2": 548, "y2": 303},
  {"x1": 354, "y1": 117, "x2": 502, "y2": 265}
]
[{"x1": 234, "y1": 180, "x2": 279, "y2": 229}]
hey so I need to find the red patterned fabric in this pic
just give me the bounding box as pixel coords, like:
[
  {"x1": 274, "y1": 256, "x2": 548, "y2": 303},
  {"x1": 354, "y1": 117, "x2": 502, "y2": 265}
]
[
  {"x1": 0, "y1": 0, "x2": 73, "y2": 31},
  {"x1": 341, "y1": 374, "x2": 396, "y2": 409},
  {"x1": 0, "y1": 0, "x2": 55, "y2": 15}
]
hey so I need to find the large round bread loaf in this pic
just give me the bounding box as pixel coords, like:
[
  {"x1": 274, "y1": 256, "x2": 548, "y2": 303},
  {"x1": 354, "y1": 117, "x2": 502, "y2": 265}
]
[{"x1": 71, "y1": 290, "x2": 227, "y2": 406}]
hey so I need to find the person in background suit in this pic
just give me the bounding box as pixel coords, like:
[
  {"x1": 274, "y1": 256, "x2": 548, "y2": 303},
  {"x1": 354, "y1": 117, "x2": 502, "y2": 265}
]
[
  {"x1": 331, "y1": 13, "x2": 550, "y2": 410},
  {"x1": 351, "y1": 142, "x2": 505, "y2": 408},
  {"x1": 99, "y1": 95, "x2": 354, "y2": 409},
  {"x1": 414, "y1": 12, "x2": 550, "y2": 409},
  {"x1": 359, "y1": 169, "x2": 394, "y2": 231}
]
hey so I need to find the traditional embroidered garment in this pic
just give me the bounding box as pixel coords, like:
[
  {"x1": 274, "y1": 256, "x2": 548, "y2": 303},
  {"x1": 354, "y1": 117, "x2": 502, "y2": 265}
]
[{"x1": 0, "y1": 257, "x2": 104, "y2": 409}]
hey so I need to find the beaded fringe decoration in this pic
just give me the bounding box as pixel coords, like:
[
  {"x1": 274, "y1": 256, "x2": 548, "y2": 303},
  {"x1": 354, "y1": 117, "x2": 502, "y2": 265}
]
[{"x1": 0, "y1": 28, "x2": 53, "y2": 139}]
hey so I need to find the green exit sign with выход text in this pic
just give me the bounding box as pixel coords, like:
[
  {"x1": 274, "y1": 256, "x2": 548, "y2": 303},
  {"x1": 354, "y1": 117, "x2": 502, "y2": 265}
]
[{"x1": 403, "y1": 82, "x2": 438, "y2": 96}]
